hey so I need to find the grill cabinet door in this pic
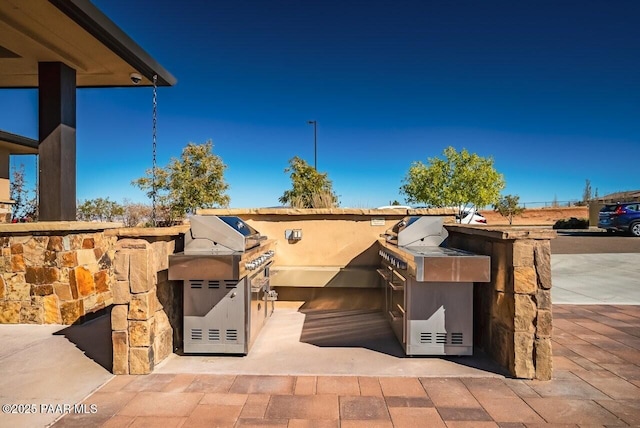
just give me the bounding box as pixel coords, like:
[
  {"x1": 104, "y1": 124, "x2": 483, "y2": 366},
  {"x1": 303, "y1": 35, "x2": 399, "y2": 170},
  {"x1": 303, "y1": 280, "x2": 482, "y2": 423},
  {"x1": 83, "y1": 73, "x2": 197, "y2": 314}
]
[{"x1": 183, "y1": 279, "x2": 247, "y2": 353}]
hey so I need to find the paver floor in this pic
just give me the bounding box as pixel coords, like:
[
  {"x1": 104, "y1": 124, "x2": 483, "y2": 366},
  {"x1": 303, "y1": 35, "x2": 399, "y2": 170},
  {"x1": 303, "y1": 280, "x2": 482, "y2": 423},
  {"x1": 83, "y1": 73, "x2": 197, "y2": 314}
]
[{"x1": 50, "y1": 304, "x2": 640, "y2": 427}]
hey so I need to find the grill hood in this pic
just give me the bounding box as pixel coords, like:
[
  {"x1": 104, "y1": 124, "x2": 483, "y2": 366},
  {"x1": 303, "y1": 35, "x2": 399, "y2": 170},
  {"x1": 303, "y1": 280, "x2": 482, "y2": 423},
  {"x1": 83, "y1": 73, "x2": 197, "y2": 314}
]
[
  {"x1": 392, "y1": 216, "x2": 449, "y2": 247},
  {"x1": 185, "y1": 215, "x2": 263, "y2": 254}
]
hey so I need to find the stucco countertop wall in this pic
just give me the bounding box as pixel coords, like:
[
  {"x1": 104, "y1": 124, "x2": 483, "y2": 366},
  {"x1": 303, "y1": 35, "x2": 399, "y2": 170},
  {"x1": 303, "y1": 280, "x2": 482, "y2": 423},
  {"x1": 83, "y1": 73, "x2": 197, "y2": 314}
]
[{"x1": 198, "y1": 208, "x2": 457, "y2": 217}]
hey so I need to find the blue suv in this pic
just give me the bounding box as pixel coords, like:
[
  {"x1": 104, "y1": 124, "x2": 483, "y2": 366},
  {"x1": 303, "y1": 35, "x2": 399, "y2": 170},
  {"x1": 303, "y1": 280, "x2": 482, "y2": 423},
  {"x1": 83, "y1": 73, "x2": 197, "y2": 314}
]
[{"x1": 598, "y1": 202, "x2": 640, "y2": 237}]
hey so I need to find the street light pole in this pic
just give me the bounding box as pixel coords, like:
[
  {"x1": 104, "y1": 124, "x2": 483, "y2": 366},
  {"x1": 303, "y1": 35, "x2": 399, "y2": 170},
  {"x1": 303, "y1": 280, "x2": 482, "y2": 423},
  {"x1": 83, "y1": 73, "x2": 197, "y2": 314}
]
[{"x1": 307, "y1": 120, "x2": 317, "y2": 170}]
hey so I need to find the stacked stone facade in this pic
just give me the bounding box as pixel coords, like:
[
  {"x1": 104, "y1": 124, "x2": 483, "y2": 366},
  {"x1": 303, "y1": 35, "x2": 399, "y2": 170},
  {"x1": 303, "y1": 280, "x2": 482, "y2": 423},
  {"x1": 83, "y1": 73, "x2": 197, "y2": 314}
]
[
  {"x1": 0, "y1": 231, "x2": 116, "y2": 324},
  {"x1": 447, "y1": 226, "x2": 555, "y2": 380},
  {"x1": 0, "y1": 225, "x2": 184, "y2": 376},
  {"x1": 110, "y1": 237, "x2": 182, "y2": 375}
]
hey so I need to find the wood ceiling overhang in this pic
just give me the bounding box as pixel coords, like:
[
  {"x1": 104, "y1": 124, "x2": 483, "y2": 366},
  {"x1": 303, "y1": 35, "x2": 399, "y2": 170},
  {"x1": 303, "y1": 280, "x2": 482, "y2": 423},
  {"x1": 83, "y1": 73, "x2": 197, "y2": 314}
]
[{"x1": 0, "y1": 0, "x2": 176, "y2": 88}]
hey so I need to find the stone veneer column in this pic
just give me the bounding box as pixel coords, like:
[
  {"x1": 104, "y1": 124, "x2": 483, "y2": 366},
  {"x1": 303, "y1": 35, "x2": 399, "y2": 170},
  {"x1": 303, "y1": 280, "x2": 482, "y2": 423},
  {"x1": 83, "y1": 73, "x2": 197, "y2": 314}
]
[
  {"x1": 446, "y1": 227, "x2": 554, "y2": 380},
  {"x1": 508, "y1": 239, "x2": 553, "y2": 379},
  {"x1": 112, "y1": 239, "x2": 173, "y2": 375}
]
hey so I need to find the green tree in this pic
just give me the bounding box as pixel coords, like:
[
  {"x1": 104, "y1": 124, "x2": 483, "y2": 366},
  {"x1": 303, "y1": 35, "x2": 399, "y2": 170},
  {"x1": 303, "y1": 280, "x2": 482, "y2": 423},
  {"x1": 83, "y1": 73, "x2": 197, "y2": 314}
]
[
  {"x1": 400, "y1": 146, "x2": 504, "y2": 218},
  {"x1": 493, "y1": 194, "x2": 525, "y2": 225},
  {"x1": 77, "y1": 198, "x2": 124, "y2": 222},
  {"x1": 133, "y1": 140, "x2": 230, "y2": 223},
  {"x1": 279, "y1": 156, "x2": 338, "y2": 208},
  {"x1": 10, "y1": 164, "x2": 37, "y2": 221}
]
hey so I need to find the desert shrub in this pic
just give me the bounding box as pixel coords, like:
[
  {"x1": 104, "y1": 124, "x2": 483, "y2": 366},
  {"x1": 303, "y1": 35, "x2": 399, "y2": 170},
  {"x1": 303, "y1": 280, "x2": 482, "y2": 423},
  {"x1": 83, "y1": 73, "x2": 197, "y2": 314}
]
[
  {"x1": 290, "y1": 190, "x2": 337, "y2": 208},
  {"x1": 280, "y1": 157, "x2": 338, "y2": 208},
  {"x1": 553, "y1": 217, "x2": 589, "y2": 229}
]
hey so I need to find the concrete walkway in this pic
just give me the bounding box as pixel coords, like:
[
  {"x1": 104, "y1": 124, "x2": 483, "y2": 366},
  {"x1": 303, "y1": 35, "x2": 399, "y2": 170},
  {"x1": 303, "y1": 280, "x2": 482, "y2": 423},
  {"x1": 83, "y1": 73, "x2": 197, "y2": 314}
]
[
  {"x1": 0, "y1": 321, "x2": 113, "y2": 428},
  {"x1": 551, "y1": 253, "x2": 640, "y2": 304}
]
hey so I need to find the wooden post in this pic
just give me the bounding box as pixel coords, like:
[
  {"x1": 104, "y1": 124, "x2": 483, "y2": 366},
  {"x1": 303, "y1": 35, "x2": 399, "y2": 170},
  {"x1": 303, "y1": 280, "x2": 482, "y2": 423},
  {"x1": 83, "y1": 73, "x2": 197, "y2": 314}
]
[{"x1": 38, "y1": 62, "x2": 77, "y2": 221}]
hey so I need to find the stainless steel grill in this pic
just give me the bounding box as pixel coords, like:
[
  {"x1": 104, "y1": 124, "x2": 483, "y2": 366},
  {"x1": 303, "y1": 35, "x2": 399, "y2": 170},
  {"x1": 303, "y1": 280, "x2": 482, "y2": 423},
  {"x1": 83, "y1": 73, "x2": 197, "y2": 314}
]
[
  {"x1": 169, "y1": 215, "x2": 277, "y2": 354},
  {"x1": 379, "y1": 216, "x2": 490, "y2": 356}
]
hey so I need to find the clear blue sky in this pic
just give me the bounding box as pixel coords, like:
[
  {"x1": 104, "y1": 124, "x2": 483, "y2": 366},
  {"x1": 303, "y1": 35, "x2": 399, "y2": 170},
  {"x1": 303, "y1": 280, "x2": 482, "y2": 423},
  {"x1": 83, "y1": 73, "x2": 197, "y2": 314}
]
[{"x1": 2, "y1": 0, "x2": 639, "y2": 208}]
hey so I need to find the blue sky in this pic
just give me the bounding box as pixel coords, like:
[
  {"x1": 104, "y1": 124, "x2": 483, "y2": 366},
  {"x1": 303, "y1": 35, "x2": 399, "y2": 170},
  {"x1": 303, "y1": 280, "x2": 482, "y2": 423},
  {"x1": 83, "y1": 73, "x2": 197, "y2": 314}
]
[{"x1": 2, "y1": 0, "x2": 639, "y2": 208}]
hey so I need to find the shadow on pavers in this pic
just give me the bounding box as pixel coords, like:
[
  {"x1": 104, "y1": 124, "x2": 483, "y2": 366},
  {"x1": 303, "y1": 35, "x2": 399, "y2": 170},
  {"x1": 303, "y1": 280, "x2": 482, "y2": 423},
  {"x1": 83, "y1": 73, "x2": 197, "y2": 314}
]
[{"x1": 53, "y1": 307, "x2": 113, "y2": 372}]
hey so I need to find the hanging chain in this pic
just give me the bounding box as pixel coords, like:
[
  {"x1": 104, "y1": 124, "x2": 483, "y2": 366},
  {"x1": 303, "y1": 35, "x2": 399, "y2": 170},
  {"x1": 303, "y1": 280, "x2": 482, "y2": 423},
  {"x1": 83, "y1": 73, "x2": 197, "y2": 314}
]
[
  {"x1": 35, "y1": 154, "x2": 39, "y2": 220},
  {"x1": 151, "y1": 74, "x2": 158, "y2": 227},
  {"x1": 33, "y1": 153, "x2": 40, "y2": 221}
]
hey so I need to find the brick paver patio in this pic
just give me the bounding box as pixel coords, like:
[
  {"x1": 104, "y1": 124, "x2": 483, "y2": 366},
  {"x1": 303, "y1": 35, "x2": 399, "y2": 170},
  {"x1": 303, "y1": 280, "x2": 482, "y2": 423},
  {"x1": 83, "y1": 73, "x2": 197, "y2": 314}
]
[{"x1": 53, "y1": 304, "x2": 640, "y2": 427}]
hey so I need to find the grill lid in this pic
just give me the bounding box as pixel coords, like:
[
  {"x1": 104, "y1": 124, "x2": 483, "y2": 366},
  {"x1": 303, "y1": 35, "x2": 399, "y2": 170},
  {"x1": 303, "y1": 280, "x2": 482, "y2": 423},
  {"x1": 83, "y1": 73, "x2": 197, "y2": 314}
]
[
  {"x1": 185, "y1": 215, "x2": 262, "y2": 254},
  {"x1": 395, "y1": 216, "x2": 449, "y2": 247},
  {"x1": 217, "y1": 216, "x2": 258, "y2": 236}
]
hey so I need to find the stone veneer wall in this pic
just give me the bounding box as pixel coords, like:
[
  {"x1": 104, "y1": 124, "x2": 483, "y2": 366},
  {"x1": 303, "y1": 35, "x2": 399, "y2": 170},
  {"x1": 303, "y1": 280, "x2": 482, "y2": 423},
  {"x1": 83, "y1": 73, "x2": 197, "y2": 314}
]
[
  {"x1": 0, "y1": 224, "x2": 119, "y2": 324},
  {"x1": 0, "y1": 222, "x2": 186, "y2": 376},
  {"x1": 446, "y1": 225, "x2": 555, "y2": 380},
  {"x1": 110, "y1": 227, "x2": 186, "y2": 375}
]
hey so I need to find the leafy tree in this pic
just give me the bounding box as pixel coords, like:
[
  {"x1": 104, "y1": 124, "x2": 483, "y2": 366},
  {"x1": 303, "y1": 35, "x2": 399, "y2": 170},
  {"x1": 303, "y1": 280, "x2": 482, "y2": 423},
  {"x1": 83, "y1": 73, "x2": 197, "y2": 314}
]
[
  {"x1": 279, "y1": 156, "x2": 338, "y2": 208},
  {"x1": 400, "y1": 146, "x2": 504, "y2": 218},
  {"x1": 493, "y1": 194, "x2": 525, "y2": 225},
  {"x1": 133, "y1": 140, "x2": 230, "y2": 223},
  {"x1": 77, "y1": 198, "x2": 124, "y2": 222},
  {"x1": 10, "y1": 164, "x2": 37, "y2": 221}
]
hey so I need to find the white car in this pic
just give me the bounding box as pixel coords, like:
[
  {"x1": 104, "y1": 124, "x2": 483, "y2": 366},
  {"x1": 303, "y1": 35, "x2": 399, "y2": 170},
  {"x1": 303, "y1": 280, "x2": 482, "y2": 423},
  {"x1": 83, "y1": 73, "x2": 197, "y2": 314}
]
[{"x1": 456, "y1": 210, "x2": 487, "y2": 225}]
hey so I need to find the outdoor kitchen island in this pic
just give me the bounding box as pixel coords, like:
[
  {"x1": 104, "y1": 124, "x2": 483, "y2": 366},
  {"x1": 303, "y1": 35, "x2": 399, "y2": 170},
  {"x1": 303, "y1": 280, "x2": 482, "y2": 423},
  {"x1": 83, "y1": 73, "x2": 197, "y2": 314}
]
[{"x1": 173, "y1": 208, "x2": 553, "y2": 380}]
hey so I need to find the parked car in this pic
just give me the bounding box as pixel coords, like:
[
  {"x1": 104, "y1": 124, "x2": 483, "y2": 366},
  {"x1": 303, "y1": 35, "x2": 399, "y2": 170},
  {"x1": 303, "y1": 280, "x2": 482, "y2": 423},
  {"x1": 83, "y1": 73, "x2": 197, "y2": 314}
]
[
  {"x1": 456, "y1": 209, "x2": 487, "y2": 225},
  {"x1": 598, "y1": 202, "x2": 640, "y2": 236}
]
